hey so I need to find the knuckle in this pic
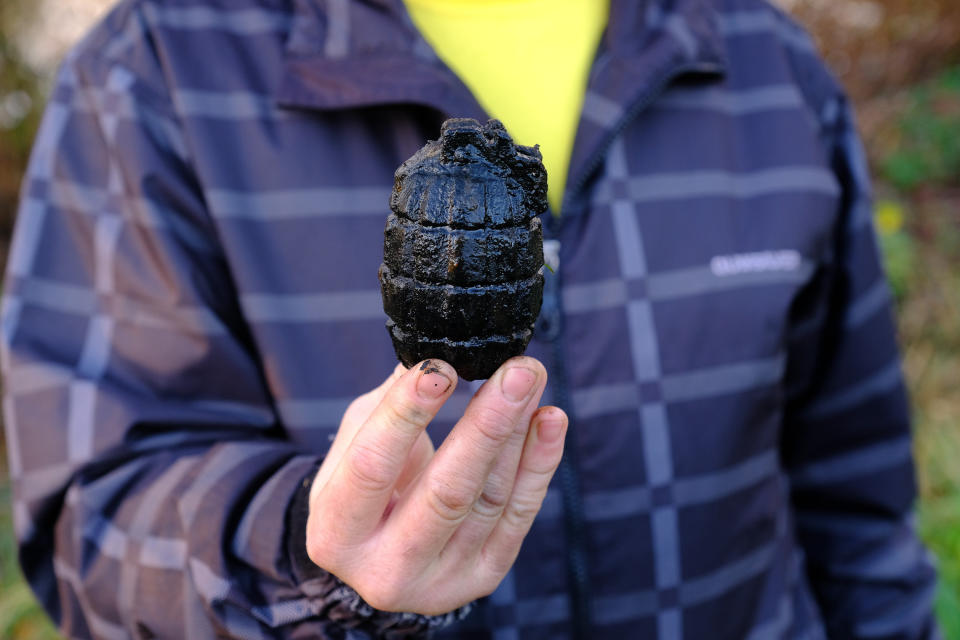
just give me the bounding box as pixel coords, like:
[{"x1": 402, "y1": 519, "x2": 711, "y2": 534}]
[
  {"x1": 382, "y1": 395, "x2": 432, "y2": 433},
  {"x1": 344, "y1": 442, "x2": 395, "y2": 493},
  {"x1": 426, "y1": 476, "x2": 476, "y2": 523},
  {"x1": 503, "y1": 494, "x2": 544, "y2": 528},
  {"x1": 472, "y1": 485, "x2": 509, "y2": 520},
  {"x1": 470, "y1": 406, "x2": 517, "y2": 449},
  {"x1": 524, "y1": 456, "x2": 563, "y2": 480}
]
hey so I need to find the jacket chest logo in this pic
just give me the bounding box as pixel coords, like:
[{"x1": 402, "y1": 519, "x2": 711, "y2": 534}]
[{"x1": 709, "y1": 250, "x2": 802, "y2": 277}]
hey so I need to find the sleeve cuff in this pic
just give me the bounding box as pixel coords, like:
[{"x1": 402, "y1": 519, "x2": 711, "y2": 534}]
[{"x1": 285, "y1": 467, "x2": 474, "y2": 637}]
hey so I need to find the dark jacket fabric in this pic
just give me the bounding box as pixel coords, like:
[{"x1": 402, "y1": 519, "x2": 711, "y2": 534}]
[{"x1": 1, "y1": 0, "x2": 939, "y2": 638}]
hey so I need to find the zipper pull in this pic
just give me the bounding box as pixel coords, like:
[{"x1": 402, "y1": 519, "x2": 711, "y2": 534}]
[
  {"x1": 543, "y1": 239, "x2": 561, "y2": 274},
  {"x1": 536, "y1": 239, "x2": 562, "y2": 342}
]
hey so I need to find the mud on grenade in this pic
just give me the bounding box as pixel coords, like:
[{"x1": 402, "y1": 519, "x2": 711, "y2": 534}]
[{"x1": 379, "y1": 118, "x2": 547, "y2": 380}]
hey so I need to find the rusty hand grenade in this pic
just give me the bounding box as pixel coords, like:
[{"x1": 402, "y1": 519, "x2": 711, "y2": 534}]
[{"x1": 379, "y1": 118, "x2": 547, "y2": 380}]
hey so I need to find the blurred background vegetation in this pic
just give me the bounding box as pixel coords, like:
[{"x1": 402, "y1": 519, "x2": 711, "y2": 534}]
[{"x1": 0, "y1": 0, "x2": 958, "y2": 638}]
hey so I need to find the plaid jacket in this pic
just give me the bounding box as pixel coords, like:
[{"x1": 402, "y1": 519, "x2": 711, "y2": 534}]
[{"x1": 2, "y1": 0, "x2": 939, "y2": 638}]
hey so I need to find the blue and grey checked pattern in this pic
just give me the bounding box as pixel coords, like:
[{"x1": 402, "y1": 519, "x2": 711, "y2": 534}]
[{"x1": 1, "y1": 0, "x2": 938, "y2": 638}]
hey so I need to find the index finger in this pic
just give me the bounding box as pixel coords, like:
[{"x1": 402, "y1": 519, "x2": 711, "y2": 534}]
[
  {"x1": 309, "y1": 359, "x2": 457, "y2": 545},
  {"x1": 387, "y1": 357, "x2": 546, "y2": 560}
]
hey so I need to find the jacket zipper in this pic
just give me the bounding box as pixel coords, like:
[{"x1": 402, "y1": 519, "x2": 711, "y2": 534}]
[{"x1": 548, "y1": 59, "x2": 723, "y2": 640}]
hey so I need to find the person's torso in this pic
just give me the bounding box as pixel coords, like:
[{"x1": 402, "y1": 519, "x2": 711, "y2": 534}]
[{"x1": 121, "y1": 0, "x2": 841, "y2": 636}]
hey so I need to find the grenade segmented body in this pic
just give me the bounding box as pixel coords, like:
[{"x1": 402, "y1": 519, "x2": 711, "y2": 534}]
[{"x1": 379, "y1": 118, "x2": 547, "y2": 380}]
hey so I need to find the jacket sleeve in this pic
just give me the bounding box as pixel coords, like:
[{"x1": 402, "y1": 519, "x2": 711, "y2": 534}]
[
  {"x1": 0, "y1": 41, "x2": 464, "y2": 640},
  {"x1": 780, "y1": 82, "x2": 940, "y2": 638}
]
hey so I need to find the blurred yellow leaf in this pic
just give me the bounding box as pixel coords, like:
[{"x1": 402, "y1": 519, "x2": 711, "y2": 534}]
[{"x1": 875, "y1": 199, "x2": 905, "y2": 235}]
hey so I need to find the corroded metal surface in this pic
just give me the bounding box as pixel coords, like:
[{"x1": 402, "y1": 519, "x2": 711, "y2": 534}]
[{"x1": 380, "y1": 118, "x2": 546, "y2": 380}]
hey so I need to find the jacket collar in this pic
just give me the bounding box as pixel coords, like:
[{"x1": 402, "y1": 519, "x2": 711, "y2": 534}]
[
  {"x1": 277, "y1": 0, "x2": 728, "y2": 208},
  {"x1": 277, "y1": 0, "x2": 726, "y2": 111},
  {"x1": 277, "y1": 0, "x2": 485, "y2": 117}
]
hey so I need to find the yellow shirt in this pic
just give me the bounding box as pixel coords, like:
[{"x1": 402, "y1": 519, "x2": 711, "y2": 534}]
[{"x1": 403, "y1": 0, "x2": 609, "y2": 213}]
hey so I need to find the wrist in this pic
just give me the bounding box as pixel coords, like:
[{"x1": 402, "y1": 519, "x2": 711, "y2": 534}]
[{"x1": 285, "y1": 465, "x2": 475, "y2": 634}]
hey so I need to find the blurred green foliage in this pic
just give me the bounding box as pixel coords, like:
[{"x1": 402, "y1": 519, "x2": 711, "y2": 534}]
[
  {"x1": 0, "y1": 0, "x2": 42, "y2": 267},
  {"x1": 872, "y1": 66, "x2": 960, "y2": 639},
  {"x1": 1, "y1": 4, "x2": 61, "y2": 638},
  {"x1": 0, "y1": 479, "x2": 58, "y2": 639},
  {"x1": 895, "y1": 208, "x2": 960, "y2": 638},
  {"x1": 880, "y1": 69, "x2": 960, "y2": 192}
]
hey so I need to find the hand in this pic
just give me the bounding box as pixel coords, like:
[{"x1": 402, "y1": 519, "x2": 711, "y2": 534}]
[{"x1": 305, "y1": 357, "x2": 567, "y2": 615}]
